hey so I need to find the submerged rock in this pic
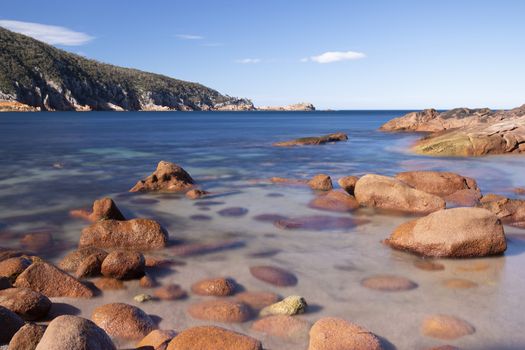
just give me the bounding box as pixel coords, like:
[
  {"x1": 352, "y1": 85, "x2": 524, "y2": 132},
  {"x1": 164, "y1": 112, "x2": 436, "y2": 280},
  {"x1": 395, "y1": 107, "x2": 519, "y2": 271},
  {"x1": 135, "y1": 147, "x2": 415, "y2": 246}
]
[
  {"x1": 191, "y1": 277, "x2": 237, "y2": 297},
  {"x1": 92, "y1": 303, "x2": 156, "y2": 340},
  {"x1": 0, "y1": 305, "x2": 24, "y2": 345},
  {"x1": 269, "y1": 177, "x2": 309, "y2": 185},
  {"x1": 395, "y1": 171, "x2": 481, "y2": 206},
  {"x1": 93, "y1": 277, "x2": 125, "y2": 291},
  {"x1": 360, "y1": 275, "x2": 418, "y2": 292},
  {"x1": 251, "y1": 315, "x2": 310, "y2": 341},
  {"x1": 0, "y1": 287, "x2": 51, "y2": 320},
  {"x1": 14, "y1": 262, "x2": 93, "y2": 298},
  {"x1": 70, "y1": 197, "x2": 126, "y2": 222},
  {"x1": 274, "y1": 215, "x2": 363, "y2": 231},
  {"x1": 79, "y1": 218, "x2": 168, "y2": 250},
  {"x1": 235, "y1": 291, "x2": 281, "y2": 311},
  {"x1": 166, "y1": 326, "x2": 262, "y2": 350},
  {"x1": 421, "y1": 314, "x2": 475, "y2": 340},
  {"x1": 260, "y1": 295, "x2": 307, "y2": 316},
  {"x1": 101, "y1": 250, "x2": 145, "y2": 280},
  {"x1": 217, "y1": 207, "x2": 249, "y2": 217},
  {"x1": 354, "y1": 174, "x2": 446, "y2": 214},
  {"x1": 386, "y1": 207, "x2": 507, "y2": 257},
  {"x1": 308, "y1": 317, "x2": 383, "y2": 350},
  {"x1": 273, "y1": 132, "x2": 348, "y2": 147},
  {"x1": 309, "y1": 190, "x2": 359, "y2": 212},
  {"x1": 8, "y1": 323, "x2": 46, "y2": 350},
  {"x1": 187, "y1": 300, "x2": 252, "y2": 323},
  {"x1": 185, "y1": 189, "x2": 209, "y2": 199},
  {"x1": 250, "y1": 266, "x2": 298, "y2": 287},
  {"x1": 154, "y1": 284, "x2": 187, "y2": 300},
  {"x1": 129, "y1": 161, "x2": 195, "y2": 192},
  {"x1": 308, "y1": 174, "x2": 333, "y2": 191},
  {"x1": 35, "y1": 315, "x2": 116, "y2": 350}
]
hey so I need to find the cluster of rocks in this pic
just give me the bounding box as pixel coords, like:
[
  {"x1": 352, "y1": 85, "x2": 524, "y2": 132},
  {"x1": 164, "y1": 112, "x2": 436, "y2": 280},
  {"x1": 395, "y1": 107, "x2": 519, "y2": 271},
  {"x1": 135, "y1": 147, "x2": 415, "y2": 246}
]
[{"x1": 380, "y1": 105, "x2": 525, "y2": 156}]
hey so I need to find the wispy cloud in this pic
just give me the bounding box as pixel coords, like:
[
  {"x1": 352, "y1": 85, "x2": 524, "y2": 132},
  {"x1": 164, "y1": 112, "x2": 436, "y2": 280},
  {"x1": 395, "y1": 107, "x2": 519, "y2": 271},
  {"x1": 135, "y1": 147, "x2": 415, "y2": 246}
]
[
  {"x1": 0, "y1": 20, "x2": 94, "y2": 46},
  {"x1": 235, "y1": 58, "x2": 261, "y2": 64},
  {"x1": 303, "y1": 50, "x2": 366, "y2": 64},
  {"x1": 176, "y1": 34, "x2": 204, "y2": 40}
]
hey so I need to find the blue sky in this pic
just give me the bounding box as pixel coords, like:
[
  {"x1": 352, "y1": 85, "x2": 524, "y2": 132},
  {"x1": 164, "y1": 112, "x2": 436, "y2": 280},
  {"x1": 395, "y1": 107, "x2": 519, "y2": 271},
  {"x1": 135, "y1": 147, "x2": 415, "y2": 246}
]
[{"x1": 1, "y1": 0, "x2": 524, "y2": 109}]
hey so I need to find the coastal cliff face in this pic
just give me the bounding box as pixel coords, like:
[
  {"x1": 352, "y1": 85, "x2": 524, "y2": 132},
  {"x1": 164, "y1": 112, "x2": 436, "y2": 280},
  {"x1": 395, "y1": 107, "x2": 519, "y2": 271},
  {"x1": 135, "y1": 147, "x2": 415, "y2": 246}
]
[
  {"x1": 381, "y1": 105, "x2": 525, "y2": 156},
  {"x1": 0, "y1": 27, "x2": 254, "y2": 112},
  {"x1": 257, "y1": 103, "x2": 316, "y2": 111}
]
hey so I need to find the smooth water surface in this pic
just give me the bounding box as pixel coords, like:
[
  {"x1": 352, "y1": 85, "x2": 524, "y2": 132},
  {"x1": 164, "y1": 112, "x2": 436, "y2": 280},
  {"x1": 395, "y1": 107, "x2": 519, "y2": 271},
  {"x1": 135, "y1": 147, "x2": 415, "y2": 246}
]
[{"x1": 1, "y1": 111, "x2": 525, "y2": 349}]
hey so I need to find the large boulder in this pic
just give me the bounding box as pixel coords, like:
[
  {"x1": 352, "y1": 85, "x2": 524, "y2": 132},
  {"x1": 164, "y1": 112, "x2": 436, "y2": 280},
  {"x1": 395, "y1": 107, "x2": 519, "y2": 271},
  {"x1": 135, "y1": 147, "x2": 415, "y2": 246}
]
[
  {"x1": 0, "y1": 287, "x2": 51, "y2": 320},
  {"x1": 273, "y1": 132, "x2": 348, "y2": 147},
  {"x1": 35, "y1": 315, "x2": 116, "y2": 350},
  {"x1": 8, "y1": 323, "x2": 46, "y2": 350},
  {"x1": 91, "y1": 303, "x2": 156, "y2": 340},
  {"x1": 354, "y1": 174, "x2": 446, "y2": 214},
  {"x1": 479, "y1": 195, "x2": 525, "y2": 228},
  {"x1": 308, "y1": 317, "x2": 383, "y2": 350},
  {"x1": 70, "y1": 197, "x2": 125, "y2": 222},
  {"x1": 386, "y1": 207, "x2": 507, "y2": 257},
  {"x1": 129, "y1": 161, "x2": 195, "y2": 192},
  {"x1": 79, "y1": 218, "x2": 168, "y2": 250},
  {"x1": 14, "y1": 262, "x2": 93, "y2": 298},
  {"x1": 166, "y1": 326, "x2": 262, "y2": 350},
  {"x1": 0, "y1": 306, "x2": 24, "y2": 345},
  {"x1": 395, "y1": 171, "x2": 481, "y2": 206}
]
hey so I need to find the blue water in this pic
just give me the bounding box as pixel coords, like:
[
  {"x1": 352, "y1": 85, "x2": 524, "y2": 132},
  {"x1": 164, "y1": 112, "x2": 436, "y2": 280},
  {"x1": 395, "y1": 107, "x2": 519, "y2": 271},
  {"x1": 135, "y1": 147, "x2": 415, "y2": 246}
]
[{"x1": 1, "y1": 111, "x2": 525, "y2": 349}]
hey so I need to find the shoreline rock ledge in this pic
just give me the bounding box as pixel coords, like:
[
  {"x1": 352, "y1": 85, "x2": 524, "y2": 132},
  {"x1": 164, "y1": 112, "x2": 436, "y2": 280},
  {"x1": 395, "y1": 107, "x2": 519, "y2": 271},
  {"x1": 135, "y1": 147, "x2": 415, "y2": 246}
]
[{"x1": 273, "y1": 132, "x2": 348, "y2": 147}]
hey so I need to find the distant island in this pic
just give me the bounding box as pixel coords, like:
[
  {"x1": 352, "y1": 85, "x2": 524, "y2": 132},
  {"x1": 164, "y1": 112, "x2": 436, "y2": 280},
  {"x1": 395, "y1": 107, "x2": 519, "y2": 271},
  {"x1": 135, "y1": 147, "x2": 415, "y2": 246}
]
[{"x1": 0, "y1": 27, "x2": 315, "y2": 112}]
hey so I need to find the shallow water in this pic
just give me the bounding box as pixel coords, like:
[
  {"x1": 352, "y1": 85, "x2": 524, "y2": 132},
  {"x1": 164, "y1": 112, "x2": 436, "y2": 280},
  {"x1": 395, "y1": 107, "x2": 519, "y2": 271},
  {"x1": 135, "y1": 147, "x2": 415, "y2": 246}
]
[{"x1": 1, "y1": 111, "x2": 525, "y2": 349}]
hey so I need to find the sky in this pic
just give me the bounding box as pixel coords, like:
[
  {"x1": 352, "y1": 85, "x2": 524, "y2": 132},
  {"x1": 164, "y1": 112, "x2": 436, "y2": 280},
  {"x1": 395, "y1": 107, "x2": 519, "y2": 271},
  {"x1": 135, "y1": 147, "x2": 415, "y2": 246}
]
[{"x1": 1, "y1": 0, "x2": 524, "y2": 110}]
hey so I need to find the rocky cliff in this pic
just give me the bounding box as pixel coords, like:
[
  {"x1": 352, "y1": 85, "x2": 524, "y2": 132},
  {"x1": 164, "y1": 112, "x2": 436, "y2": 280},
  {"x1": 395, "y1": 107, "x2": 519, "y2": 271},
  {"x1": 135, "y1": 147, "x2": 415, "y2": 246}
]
[
  {"x1": 257, "y1": 102, "x2": 316, "y2": 111},
  {"x1": 0, "y1": 26, "x2": 254, "y2": 112}
]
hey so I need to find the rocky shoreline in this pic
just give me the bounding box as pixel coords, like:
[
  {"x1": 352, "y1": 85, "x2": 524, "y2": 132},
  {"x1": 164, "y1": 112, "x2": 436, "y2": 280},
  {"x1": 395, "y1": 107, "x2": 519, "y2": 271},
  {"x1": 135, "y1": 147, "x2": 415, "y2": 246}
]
[
  {"x1": 1, "y1": 159, "x2": 523, "y2": 349},
  {"x1": 380, "y1": 104, "x2": 525, "y2": 156}
]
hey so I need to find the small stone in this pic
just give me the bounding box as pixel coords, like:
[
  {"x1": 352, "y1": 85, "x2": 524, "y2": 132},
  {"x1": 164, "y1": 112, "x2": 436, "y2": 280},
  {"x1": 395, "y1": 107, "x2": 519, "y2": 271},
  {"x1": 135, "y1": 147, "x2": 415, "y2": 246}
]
[
  {"x1": 187, "y1": 300, "x2": 252, "y2": 323},
  {"x1": 0, "y1": 257, "x2": 32, "y2": 283},
  {"x1": 443, "y1": 279, "x2": 478, "y2": 289},
  {"x1": 308, "y1": 317, "x2": 383, "y2": 350},
  {"x1": 252, "y1": 214, "x2": 289, "y2": 222},
  {"x1": 8, "y1": 323, "x2": 46, "y2": 350},
  {"x1": 250, "y1": 266, "x2": 298, "y2": 287},
  {"x1": 413, "y1": 260, "x2": 445, "y2": 271},
  {"x1": 309, "y1": 190, "x2": 359, "y2": 212},
  {"x1": 0, "y1": 305, "x2": 24, "y2": 344},
  {"x1": 217, "y1": 207, "x2": 249, "y2": 217},
  {"x1": 153, "y1": 284, "x2": 187, "y2": 300},
  {"x1": 134, "y1": 294, "x2": 152, "y2": 303},
  {"x1": 421, "y1": 314, "x2": 475, "y2": 340},
  {"x1": 139, "y1": 274, "x2": 156, "y2": 288},
  {"x1": 58, "y1": 247, "x2": 108, "y2": 272},
  {"x1": 14, "y1": 262, "x2": 93, "y2": 298},
  {"x1": 235, "y1": 291, "x2": 281, "y2": 311},
  {"x1": 0, "y1": 287, "x2": 51, "y2": 321},
  {"x1": 70, "y1": 197, "x2": 126, "y2": 222},
  {"x1": 189, "y1": 214, "x2": 212, "y2": 221},
  {"x1": 361, "y1": 275, "x2": 418, "y2": 292},
  {"x1": 186, "y1": 189, "x2": 209, "y2": 199},
  {"x1": 251, "y1": 315, "x2": 310, "y2": 341},
  {"x1": 308, "y1": 174, "x2": 333, "y2": 191},
  {"x1": 338, "y1": 176, "x2": 359, "y2": 194},
  {"x1": 92, "y1": 303, "x2": 156, "y2": 340},
  {"x1": 101, "y1": 250, "x2": 145, "y2": 280},
  {"x1": 166, "y1": 326, "x2": 262, "y2": 350},
  {"x1": 144, "y1": 256, "x2": 177, "y2": 268},
  {"x1": 260, "y1": 295, "x2": 307, "y2": 317},
  {"x1": 93, "y1": 277, "x2": 126, "y2": 290},
  {"x1": 191, "y1": 277, "x2": 236, "y2": 297},
  {"x1": 137, "y1": 329, "x2": 177, "y2": 350},
  {"x1": 35, "y1": 315, "x2": 116, "y2": 350}
]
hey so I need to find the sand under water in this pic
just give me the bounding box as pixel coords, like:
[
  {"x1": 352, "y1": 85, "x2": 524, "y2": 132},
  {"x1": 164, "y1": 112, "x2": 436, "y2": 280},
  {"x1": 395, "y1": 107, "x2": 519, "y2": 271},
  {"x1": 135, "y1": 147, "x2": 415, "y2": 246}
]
[{"x1": 1, "y1": 111, "x2": 524, "y2": 349}]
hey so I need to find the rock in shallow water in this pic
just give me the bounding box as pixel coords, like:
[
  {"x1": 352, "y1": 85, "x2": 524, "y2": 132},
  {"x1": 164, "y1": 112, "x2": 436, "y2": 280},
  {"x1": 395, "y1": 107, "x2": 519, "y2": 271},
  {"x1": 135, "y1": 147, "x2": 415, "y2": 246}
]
[
  {"x1": 190, "y1": 277, "x2": 237, "y2": 297},
  {"x1": 0, "y1": 257, "x2": 31, "y2": 283},
  {"x1": 308, "y1": 317, "x2": 383, "y2": 350},
  {"x1": 166, "y1": 326, "x2": 262, "y2": 350},
  {"x1": 421, "y1": 314, "x2": 475, "y2": 340},
  {"x1": 14, "y1": 262, "x2": 93, "y2": 298},
  {"x1": 70, "y1": 197, "x2": 126, "y2": 222},
  {"x1": 308, "y1": 174, "x2": 333, "y2": 191},
  {"x1": 274, "y1": 215, "x2": 363, "y2": 231},
  {"x1": 386, "y1": 207, "x2": 507, "y2": 258},
  {"x1": 8, "y1": 323, "x2": 46, "y2": 350},
  {"x1": 251, "y1": 315, "x2": 310, "y2": 341},
  {"x1": 217, "y1": 207, "x2": 249, "y2": 217},
  {"x1": 250, "y1": 266, "x2": 298, "y2": 287},
  {"x1": 235, "y1": 291, "x2": 281, "y2": 311},
  {"x1": 338, "y1": 176, "x2": 359, "y2": 195},
  {"x1": 354, "y1": 174, "x2": 446, "y2": 214},
  {"x1": 479, "y1": 195, "x2": 525, "y2": 228},
  {"x1": 0, "y1": 287, "x2": 51, "y2": 321},
  {"x1": 154, "y1": 284, "x2": 187, "y2": 300},
  {"x1": 80, "y1": 218, "x2": 168, "y2": 250},
  {"x1": 309, "y1": 190, "x2": 359, "y2": 212},
  {"x1": 58, "y1": 247, "x2": 108, "y2": 272},
  {"x1": 129, "y1": 161, "x2": 195, "y2": 192},
  {"x1": 91, "y1": 303, "x2": 156, "y2": 340},
  {"x1": 187, "y1": 300, "x2": 252, "y2": 323},
  {"x1": 260, "y1": 295, "x2": 307, "y2": 316},
  {"x1": 361, "y1": 275, "x2": 418, "y2": 292},
  {"x1": 101, "y1": 250, "x2": 145, "y2": 280},
  {"x1": 35, "y1": 315, "x2": 116, "y2": 350},
  {"x1": 273, "y1": 132, "x2": 348, "y2": 147},
  {"x1": 137, "y1": 329, "x2": 177, "y2": 350}
]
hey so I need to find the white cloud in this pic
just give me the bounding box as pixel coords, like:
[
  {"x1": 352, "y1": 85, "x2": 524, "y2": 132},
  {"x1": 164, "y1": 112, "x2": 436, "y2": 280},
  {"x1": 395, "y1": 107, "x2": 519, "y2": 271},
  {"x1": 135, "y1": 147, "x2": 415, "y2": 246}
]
[
  {"x1": 235, "y1": 58, "x2": 261, "y2": 64},
  {"x1": 176, "y1": 34, "x2": 203, "y2": 40},
  {"x1": 0, "y1": 20, "x2": 94, "y2": 46},
  {"x1": 304, "y1": 50, "x2": 366, "y2": 64}
]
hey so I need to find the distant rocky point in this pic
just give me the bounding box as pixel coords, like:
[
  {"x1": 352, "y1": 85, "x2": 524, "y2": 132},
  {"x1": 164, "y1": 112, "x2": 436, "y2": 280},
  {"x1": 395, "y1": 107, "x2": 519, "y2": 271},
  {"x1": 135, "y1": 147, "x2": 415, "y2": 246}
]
[
  {"x1": 380, "y1": 105, "x2": 525, "y2": 156},
  {"x1": 257, "y1": 103, "x2": 315, "y2": 112}
]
